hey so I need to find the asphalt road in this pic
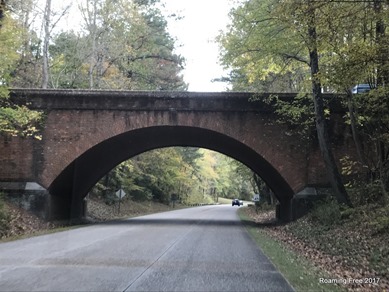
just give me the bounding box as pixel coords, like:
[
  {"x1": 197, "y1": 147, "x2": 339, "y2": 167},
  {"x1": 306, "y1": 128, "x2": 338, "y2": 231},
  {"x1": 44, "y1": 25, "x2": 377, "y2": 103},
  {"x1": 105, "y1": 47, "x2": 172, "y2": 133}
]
[{"x1": 0, "y1": 205, "x2": 294, "y2": 291}]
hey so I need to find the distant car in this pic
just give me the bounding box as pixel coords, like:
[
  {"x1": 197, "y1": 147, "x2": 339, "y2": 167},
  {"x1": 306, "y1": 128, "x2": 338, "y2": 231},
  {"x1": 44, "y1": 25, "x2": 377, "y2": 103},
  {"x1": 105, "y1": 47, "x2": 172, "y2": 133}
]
[
  {"x1": 352, "y1": 84, "x2": 371, "y2": 94},
  {"x1": 232, "y1": 199, "x2": 241, "y2": 206},
  {"x1": 239, "y1": 200, "x2": 243, "y2": 206}
]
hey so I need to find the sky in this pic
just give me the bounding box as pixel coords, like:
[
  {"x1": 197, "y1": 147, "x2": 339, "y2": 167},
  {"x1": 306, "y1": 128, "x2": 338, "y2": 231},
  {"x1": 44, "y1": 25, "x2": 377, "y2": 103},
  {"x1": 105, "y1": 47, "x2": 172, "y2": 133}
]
[
  {"x1": 48, "y1": 0, "x2": 236, "y2": 92},
  {"x1": 160, "y1": 0, "x2": 235, "y2": 91}
]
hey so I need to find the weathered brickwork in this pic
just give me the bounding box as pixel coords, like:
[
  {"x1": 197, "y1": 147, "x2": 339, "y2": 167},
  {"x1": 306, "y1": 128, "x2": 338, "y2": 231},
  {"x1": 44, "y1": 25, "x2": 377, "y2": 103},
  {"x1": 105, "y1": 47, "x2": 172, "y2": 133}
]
[
  {"x1": 40, "y1": 110, "x2": 308, "y2": 192},
  {"x1": 0, "y1": 136, "x2": 35, "y2": 181},
  {"x1": 2, "y1": 89, "x2": 357, "y2": 221}
]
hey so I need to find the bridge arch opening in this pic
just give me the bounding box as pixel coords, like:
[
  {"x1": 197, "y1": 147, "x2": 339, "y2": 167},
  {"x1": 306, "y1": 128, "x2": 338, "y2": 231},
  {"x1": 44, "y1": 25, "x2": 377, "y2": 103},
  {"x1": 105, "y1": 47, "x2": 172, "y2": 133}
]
[{"x1": 48, "y1": 126, "x2": 294, "y2": 221}]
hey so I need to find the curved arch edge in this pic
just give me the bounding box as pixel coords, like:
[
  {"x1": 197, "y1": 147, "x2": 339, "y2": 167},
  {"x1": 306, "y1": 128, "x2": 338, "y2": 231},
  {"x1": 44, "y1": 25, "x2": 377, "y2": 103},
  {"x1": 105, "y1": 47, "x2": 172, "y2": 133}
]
[{"x1": 48, "y1": 126, "x2": 295, "y2": 221}]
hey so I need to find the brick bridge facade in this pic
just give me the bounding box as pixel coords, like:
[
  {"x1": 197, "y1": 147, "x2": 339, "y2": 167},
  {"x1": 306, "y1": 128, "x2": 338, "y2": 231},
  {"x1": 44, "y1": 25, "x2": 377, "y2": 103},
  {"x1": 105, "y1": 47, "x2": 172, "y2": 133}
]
[{"x1": 0, "y1": 89, "x2": 354, "y2": 222}]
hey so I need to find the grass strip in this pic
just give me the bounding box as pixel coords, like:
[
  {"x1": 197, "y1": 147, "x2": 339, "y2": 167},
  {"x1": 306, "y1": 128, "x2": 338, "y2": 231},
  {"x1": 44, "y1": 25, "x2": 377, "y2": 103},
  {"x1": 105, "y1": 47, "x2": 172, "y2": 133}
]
[{"x1": 238, "y1": 208, "x2": 345, "y2": 292}]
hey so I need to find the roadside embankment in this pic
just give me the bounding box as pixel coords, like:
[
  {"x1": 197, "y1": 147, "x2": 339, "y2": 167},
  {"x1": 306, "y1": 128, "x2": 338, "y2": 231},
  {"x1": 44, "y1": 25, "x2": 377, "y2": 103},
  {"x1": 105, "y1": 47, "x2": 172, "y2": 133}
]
[
  {"x1": 0, "y1": 197, "x2": 182, "y2": 241},
  {"x1": 240, "y1": 206, "x2": 388, "y2": 291}
]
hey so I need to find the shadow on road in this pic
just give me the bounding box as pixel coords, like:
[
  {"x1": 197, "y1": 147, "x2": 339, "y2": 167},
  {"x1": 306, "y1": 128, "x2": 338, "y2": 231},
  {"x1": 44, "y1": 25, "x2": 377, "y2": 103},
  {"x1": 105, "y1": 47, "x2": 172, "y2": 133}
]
[{"x1": 98, "y1": 217, "x2": 243, "y2": 227}]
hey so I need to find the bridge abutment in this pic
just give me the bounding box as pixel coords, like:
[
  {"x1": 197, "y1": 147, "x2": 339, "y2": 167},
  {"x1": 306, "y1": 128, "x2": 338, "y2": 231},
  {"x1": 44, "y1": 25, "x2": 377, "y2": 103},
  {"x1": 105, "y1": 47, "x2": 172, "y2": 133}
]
[
  {"x1": 276, "y1": 199, "x2": 293, "y2": 222},
  {"x1": 48, "y1": 194, "x2": 86, "y2": 223}
]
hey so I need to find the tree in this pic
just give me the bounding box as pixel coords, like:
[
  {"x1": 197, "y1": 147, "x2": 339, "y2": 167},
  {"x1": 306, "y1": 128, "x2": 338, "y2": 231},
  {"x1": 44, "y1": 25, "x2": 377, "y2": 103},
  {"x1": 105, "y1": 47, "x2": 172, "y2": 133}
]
[
  {"x1": 91, "y1": 147, "x2": 259, "y2": 206},
  {"x1": 0, "y1": 1, "x2": 21, "y2": 97},
  {"x1": 305, "y1": 0, "x2": 352, "y2": 206},
  {"x1": 315, "y1": 1, "x2": 389, "y2": 205},
  {"x1": 49, "y1": 31, "x2": 90, "y2": 88},
  {"x1": 4, "y1": 0, "x2": 185, "y2": 90},
  {"x1": 0, "y1": 0, "x2": 5, "y2": 26},
  {"x1": 217, "y1": 0, "x2": 310, "y2": 93},
  {"x1": 0, "y1": 1, "x2": 42, "y2": 138},
  {"x1": 41, "y1": 0, "x2": 51, "y2": 88},
  {"x1": 77, "y1": 0, "x2": 186, "y2": 90},
  {"x1": 92, "y1": 148, "x2": 193, "y2": 204},
  {"x1": 218, "y1": 0, "x2": 355, "y2": 206}
]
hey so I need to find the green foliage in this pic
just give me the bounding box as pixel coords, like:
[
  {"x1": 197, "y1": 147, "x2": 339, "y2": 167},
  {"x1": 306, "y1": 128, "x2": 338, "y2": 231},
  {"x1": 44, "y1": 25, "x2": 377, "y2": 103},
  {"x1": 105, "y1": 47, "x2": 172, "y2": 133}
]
[
  {"x1": 0, "y1": 194, "x2": 10, "y2": 238},
  {"x1": 370, "y1": 215, "x2": 389, "y2": 235},
  {"x1": 217, "y1": 0, "x2": 309, "y2": 92},
  {"x1": 0, "y1": 105, "x2": 43, "y2": 138},
  {"x1": 261, "y1": 93, "x2": 316, "y2": 138},
  {"x1": 1, "y1": 0, "x2": 186, "y2": 90},
  {"x1": 49, "y1": 0, "x2": 187, "y2": 90},
  {"x1": 347, "y1": 180, "x2": 383, "y2": 206},
  {"x1": 220, "y1": 0, "x2": 389, "y2": 206},
  {"x1": 0, "y1": 16, "x2": 19, "y2": 96},
  {"x1": 0, "y1": 13, "x2": 43, "y2": 138},
  {"x1": 308, "y1": 198, "x2": 341, "y2": 227},
  {"x1": 342, "y1": 155, "x2": 388, "y2": 206},
  {"x1": 0, "y1": 16, "x2": 23, "y2": 87},
  {"x1": 365, "y1": 205, "x2": 389, "y2": 235},
  {"x1": 49, "y1": 31, "x2": 89, "y2": 89},
  {"x1": 91, "y1": 147, "x2": 259, "y2": 206}
]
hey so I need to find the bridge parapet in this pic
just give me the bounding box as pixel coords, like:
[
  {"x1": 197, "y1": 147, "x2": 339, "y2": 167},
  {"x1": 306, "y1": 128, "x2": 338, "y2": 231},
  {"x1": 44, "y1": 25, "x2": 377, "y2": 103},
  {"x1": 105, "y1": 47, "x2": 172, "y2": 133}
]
[
  {"x1": 9, "y1": 89, "x2": 274, "y2": 112},
  {"x1": 10, "y1": 89, "x2": 343, "y2": 112}
]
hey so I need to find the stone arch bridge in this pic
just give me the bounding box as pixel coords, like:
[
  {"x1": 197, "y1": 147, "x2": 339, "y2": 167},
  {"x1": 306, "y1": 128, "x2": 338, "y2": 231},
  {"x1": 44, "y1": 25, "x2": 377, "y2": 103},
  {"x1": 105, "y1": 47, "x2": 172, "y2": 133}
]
[{"x1": 0, "y1": 89, "x2": 353, "y2": 222}]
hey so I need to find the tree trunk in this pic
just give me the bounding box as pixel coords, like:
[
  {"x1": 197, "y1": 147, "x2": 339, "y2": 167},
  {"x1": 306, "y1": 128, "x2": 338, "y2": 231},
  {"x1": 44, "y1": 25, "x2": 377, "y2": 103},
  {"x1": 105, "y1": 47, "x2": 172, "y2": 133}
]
[
  {"x1": 103, "y1": 172, "x2": 110, "y2": 199},
  {"x1": 377, "y1": 141, "x2": 389, "y2": 205},
  {"x1": 374, "y1": 0, "x2": 389, "y2": 205},
  {"x1": 88, "y1": 0, "x2": 98, "y2": 89},
  {"x1": 374, "y1": 0, "x2": 388, "y2": 86},
  {"x1": 346, "y1": 90, "x2": 366, "y2": 166},
  {"x1": 0, "y1": 0, "x2": 6, "y2": 26},
  {"x1": 42, "y1": 0, "x2": 51, "y2": 89},
  {"x1": 307, "y1": 1, "x2": 352, "y2": 207}
]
